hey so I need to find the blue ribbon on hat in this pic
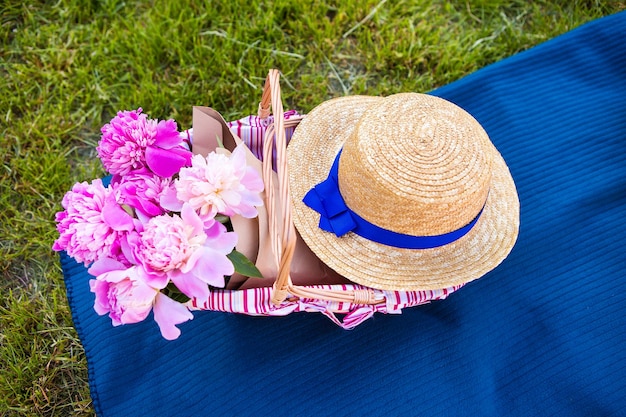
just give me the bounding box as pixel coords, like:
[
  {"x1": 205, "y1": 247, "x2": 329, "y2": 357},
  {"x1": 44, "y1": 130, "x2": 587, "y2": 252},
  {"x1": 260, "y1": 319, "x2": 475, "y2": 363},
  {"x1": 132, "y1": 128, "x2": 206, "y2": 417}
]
[{"x1": 302, "y1": 151, "x2": 484, "y2": 249}]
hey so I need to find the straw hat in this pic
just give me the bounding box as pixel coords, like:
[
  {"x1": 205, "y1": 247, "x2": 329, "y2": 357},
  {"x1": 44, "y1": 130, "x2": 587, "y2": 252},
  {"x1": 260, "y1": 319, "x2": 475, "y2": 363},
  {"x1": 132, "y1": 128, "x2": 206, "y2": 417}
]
[{"x1": 287, "y1": 93, "x2": 519, "y2": 291}]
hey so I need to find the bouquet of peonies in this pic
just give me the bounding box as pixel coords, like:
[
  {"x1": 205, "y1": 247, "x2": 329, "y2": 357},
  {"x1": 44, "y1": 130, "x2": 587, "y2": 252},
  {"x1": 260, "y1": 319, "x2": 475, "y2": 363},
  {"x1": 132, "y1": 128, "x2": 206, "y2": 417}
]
[{"x1": 53, "y1": 108, "x2": 265, "y2": 340}]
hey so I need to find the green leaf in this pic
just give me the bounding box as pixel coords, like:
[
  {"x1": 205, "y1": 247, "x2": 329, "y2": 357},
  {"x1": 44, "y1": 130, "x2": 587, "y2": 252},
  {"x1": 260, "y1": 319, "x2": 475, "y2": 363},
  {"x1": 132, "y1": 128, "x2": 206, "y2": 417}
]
[
  {"x1": 227, "y1": 250, "x2": 264, "y2": 278},
  {"x1": 215, "y1": 214, "x2": 230, "y2": 224},
  {"x1": 121, "y1": 204, "x2": 135, "y2": 217},
  {"x1": 163, "y1": 283, "x2": 190, "y2": 304}
]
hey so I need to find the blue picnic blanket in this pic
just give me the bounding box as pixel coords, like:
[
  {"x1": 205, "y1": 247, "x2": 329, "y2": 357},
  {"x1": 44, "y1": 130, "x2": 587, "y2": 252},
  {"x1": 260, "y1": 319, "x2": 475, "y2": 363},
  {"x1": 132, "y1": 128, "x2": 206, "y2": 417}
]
[{"x1": 60, "y1": 11, "x2": 626, "y2": 417}]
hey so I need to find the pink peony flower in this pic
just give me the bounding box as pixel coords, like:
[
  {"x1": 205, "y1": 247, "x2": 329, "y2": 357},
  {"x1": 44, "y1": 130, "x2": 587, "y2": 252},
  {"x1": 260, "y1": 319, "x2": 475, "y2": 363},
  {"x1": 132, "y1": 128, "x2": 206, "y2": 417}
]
[
  {"x1": 136, "y1": 204, "x2": 238, "y2": 299},
  {"x1": 174, "y1": 144, "x2": 264, "y2": 220},
  {"x1": 97, "y1": 108, "x2": 192, "y2": 177},
  {"x1": 89, "y1": 259, "x2": 193, "y2": 340},
  {"x1": 113, "y1": 168, "x2": 173, "y2": 223},
  {"x1": 90, "y1": 265, "x2": 156, "y2": 326},
  {"x1": 53, "y1": 179, "x2": 135, "y2": 265}
]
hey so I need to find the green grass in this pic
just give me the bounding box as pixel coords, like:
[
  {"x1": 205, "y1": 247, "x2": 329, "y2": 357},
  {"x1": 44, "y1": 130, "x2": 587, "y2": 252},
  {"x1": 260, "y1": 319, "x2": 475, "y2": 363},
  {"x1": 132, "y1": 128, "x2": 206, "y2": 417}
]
[{"x1": 1, "y1": 0, "x2": 623, "y2": 415}]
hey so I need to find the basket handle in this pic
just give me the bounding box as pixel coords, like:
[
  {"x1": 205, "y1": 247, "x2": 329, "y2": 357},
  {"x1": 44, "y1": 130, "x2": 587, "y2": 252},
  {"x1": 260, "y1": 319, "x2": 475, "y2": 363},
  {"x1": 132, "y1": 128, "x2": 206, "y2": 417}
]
[
  {"x1": 260, "y1": 70, "x2": 383, "y2": 307},
  {"x1": 259, "y1": 70, "x2": 296, "y2": 304}
]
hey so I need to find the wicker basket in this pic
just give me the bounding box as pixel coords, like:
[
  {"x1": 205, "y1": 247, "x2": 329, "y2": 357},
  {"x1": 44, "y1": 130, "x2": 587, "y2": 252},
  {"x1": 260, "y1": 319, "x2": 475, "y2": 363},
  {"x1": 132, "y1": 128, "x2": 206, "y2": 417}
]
[{"x1": 186, "y1": 70, "x2": 462, "y2": 328}]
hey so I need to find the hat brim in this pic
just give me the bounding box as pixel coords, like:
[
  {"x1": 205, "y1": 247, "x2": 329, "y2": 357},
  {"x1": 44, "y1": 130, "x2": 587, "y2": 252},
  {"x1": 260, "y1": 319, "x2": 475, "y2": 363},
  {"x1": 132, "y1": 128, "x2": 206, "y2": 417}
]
[{"x1": 287, "y1": 96, "x2": 520, "y2": 291}]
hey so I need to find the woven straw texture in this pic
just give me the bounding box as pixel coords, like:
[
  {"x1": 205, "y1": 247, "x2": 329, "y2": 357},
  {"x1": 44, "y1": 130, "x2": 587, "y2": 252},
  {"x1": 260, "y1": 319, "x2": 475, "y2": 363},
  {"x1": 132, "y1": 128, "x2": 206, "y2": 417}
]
[
  {"x1": 61, "y1": 12, "x2": 626, "y2": 417},
  {"x1": 288, "y1": 93, "x2": 519, "y2": 290}
]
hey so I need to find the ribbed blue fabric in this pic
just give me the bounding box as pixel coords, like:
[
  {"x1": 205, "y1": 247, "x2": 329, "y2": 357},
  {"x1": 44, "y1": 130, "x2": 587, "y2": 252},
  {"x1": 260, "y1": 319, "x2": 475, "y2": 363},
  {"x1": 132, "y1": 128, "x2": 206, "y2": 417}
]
[{"x1": 61, "y1": 11, "x2": 626, "y2": 417}]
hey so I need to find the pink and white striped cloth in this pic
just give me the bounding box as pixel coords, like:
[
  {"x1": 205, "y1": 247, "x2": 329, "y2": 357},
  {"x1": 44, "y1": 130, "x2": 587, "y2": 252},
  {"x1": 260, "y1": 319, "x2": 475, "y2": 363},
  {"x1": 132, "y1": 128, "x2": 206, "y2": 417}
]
[
  {"x1": 227, "y1": 109, "x2": 301, "y2": 166},
  {"x1": 181, "y1": 111, "x2": 463, "y2": 329},
  {"x1": 188, "y1": 284, "x2": 463, "y2": 329}
]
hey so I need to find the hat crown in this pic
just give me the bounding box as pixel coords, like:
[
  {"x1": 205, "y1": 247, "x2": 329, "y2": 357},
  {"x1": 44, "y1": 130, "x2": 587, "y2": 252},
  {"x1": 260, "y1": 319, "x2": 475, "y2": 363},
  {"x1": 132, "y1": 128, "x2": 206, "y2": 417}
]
[{"x1": 338, "y1": 93, "x2": 493, "y2": 236}]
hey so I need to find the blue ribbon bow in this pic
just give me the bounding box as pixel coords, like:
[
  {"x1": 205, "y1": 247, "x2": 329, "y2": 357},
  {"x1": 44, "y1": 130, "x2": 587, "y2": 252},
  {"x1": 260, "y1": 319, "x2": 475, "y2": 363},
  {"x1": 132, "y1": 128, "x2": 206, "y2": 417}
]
[{"x1": 303, "y1": 158, "x2": 357, "y2": 237}]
